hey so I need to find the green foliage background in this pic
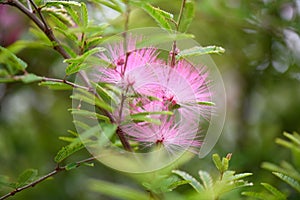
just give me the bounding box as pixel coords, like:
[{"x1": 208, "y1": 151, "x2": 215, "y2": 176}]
[{"x1": 1, "y1": 0, "x2": 300, "y2": 199}]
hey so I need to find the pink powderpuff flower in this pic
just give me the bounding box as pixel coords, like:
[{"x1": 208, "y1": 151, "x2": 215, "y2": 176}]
[
  {"x1": 169, "y1": 59, "x2": 213, "y2": 120},
  {"x1": 95, "y1": 38, "x2": 213, "y2": 154},
  {"x1": 122, "y1": 116, "x2": 202, "y2": 154},
  {"x1": 135, "y1": 60, "x2": 213, "y2": 122},
  {"x1": 96, "y1": 37, "x2": 161, "y2": 90},
  {"x1": 121, "y1": 59, "x2": 212, "y2": 154}
]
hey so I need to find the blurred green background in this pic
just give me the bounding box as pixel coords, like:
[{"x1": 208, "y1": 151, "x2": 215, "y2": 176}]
[{"x1": 1, "y1": 0, "x2": 300, "y2": 199}]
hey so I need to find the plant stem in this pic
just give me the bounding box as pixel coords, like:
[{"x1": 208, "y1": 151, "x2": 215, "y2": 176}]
[
  {"x1": 170, "y1": 0, "x2": 187, "y2": 68},
  {"x1": 121, "y1": 1, "x2": 131, "y2": 75},
  {"x1": 42, "y1": 77, "x2": 90, "y2": 90},
  {"x1": 115, "y1": 1, "x2": 133, "y2": 152},
  {"x1": 0, "y1": 157, "x2": 96, "y2": 200},
  {"x1": 177, "y1": 0, "x2": 186, "y2": 30}
]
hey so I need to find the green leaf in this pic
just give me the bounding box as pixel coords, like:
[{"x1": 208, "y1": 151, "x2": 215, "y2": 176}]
[
  {"x1": 283, "y1": 131, "x2": 300, "y2": 146},
  {"x1": 212, "y1": 153, "x2": 223, "y2": 172},
  {"x1": 261, "y1": 183, "x2": 287, "y2": 199},
  {"x1": 54, "y1": 141, "x2": 85, "y2": 163},
  {"x1": 68, "y1": 130, "x2": 79, "y2": 137},
  {"x1": 136, "y1": 32, "x2": 194, "y2": 49},
  {"x1": 242, "y1": 191, "x2": 271, "y2": 199},
  {"x1": 29, "y1": 28, "x2": 52, "y2": 46},
  {"x1": 45, "y1": 0, "x2": 81, "y2": 7},
  {"x1": 168, "y1": 180, "x2": 191, "y2": 191},
  {"x1": 54, "y1": 27, "x2": 78, "y2": 42},
  {"x1": 142, "y1": 175, "x2": 184, "y2": 193},
  {"x1": 39, "y1": 81, "x2": 73, "y2": 90},
  {"x1": 130, "y1": 111, "x2": 173, "y2": 125},
  {"x1": 64, "y1": 5, "x2": 80, "y2": 25},
  {"x1": 83, "y1": 162, "x2": 94, "y2": 167},
  {"x1": 98, "y1": 123, "x2": 117, "y2": 146},
  {"x1": 280, "y1": 161, "x2": 300, "y2": 181},
  {"x1": 69, "y1": 24, "x2": 108, "y2": 36},
  {"x1": 7, "y1": 40, "x2": 48, "y2": 54},
  {"x1": 221, "y1": 180, "x2": 253, "y2": 193},
  {"x1": 130, "y1": 111, "x2": 173, "y2": 117},
  {"x1": 86, "y1": 37, "x2": 105, "y2": 49},
  {"x1": 73, "y1": 120, "x2": 91, "y2": 131},
  {"x1": 275, "y1": 138, "x2": 294, "y2": 149},
  {"x1": 69, "y1": 108, "x2": 110, "y2": 123},
  {"x1": 261, "y1": 162, "x2": 284, "y2": 173},
  {"x1": 81, "y1": 2, "x2": 88, "y2": 27},
  {"x1": 292, "y1": 131, "x2": 300, "y2": 141},
  {"x1": 133, "y1": 2, "x2": 173, "y2": 30},
  {"x1": 71, "y1": 88, "x2": 113, "y2": 112},
  {"x1": 197, "y1": 101, "x2": 215, "y2": 106},
  {"x1": 91, "y1": 82, "x2": 117, "y2": 104},
  {"x1": 0, "y1": 46, "x2": 27, "y2": 74},
  {"x1": 21, "y1": 73, "x2": 43, "y2": 83},
  {"x1": 65, "y1": 63, "x2": 86, "y2": 76},
  {"x1": 65, "y1": 162, "x2": 78, "y2": 171},
  {"x1": 129, "y1": 114, "x2": 161, "y2": 125},
  {"x1": 59, "y1": 136, "x2": 77, "y2": 143},
  {"x1": 228, "y1": 172, "x2": 253, "y2": 181},
  {"x1": 66, "y1": 124, "x2": 116, "y2": 148},
  {"x1": 176, "y1": 46, "x2": 225, "y2": 60},
  {"x1": 65, "y1": 47, "x2": 106, "y2": 75},
  {"x1": 46, "y1": 9, "x2": 73, "y2": 28},
  {"x1": 261, "y1": 161, "x2": 300, "y2": 181},
  {"x1": 93, "y1": 0, "x2": 124, "y2": 13},
  {"x1": 0, "y1": 175, "x2": 15, "y2": 189},
  {"x1": 89, "y1": 179, "x2": 149, "y2": 200},
  {"x1": 16, "y1": 169, "x2": 38, "y2": 188},
  {"x1": 222, "y1": 157, "x2": 229, "y2": 172},
  {"x1": 65, "y1": 47, "x2": 106, "y2": 64},
  {"x1": 0, "y1": 67, "x2": 9, "y2": 76},
  {"x1": 215, "y1": 170, "x2": 253, "y2": 195},
  {"x1": 273, "y1": 172, "x2": 300, "y2": 192},
  {"x1": 198, "y1": 170, "x2": 213, "y2": 190},
  {"x1": 172, "y1": 170, "x2": 204, "y2": 192},
  {"x1": 179, "y1": 0, "x2": 195, "y2": 32}
]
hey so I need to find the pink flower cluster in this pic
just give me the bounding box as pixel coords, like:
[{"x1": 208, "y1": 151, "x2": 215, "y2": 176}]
[{"x1": 96, "y1": 37, "x2": 212, "y2": 154}]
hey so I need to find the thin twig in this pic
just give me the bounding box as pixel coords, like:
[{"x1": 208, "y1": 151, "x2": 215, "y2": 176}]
[
  {"x1": 170, "y1": 0, "x2": 187, "y2": 68},
  {"x1": 176, "y1": 0, "x2": 186, "y2": 30},
  {"x1": 9, "y1": 75, "x2": 90, "y2": 91},
  {"x1": 116, "y1": 1, "x2": 133, "y2": 152},
  {"x1": 42, "y1": 77, "x2": 91, "y2": 90},
  {"x1": 28, "y1": 0, "x2": 48, "y2": 30},
  {"x1": 0, "y1": 157, "x2": 96, "y2": 200}
]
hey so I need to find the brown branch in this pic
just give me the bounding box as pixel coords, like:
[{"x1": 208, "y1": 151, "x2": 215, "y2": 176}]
[
  {"x1": 2, "y1": 0, "x2": 133, "y2": 152},
  {"x1": 1, "y1": 0, "x2": 71, "y2": 59},
  {"x1": 0, "y1": 157, "x2": 96, "y2": 200}
]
